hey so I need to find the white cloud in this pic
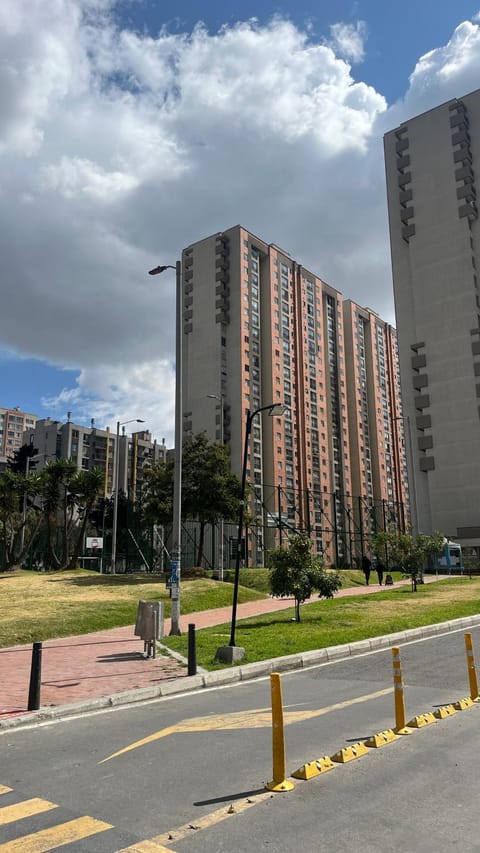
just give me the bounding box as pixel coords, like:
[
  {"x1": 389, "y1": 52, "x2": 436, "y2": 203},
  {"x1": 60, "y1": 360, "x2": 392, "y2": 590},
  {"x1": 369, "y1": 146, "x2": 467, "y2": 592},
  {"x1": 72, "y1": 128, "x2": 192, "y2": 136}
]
[
  {"x1": 40, "y1": 156, "x2": 139, "y2": 199},
  {"x1": 0, "y1": 3, "x2": 479, "y2": 437},
  {"x1": 329, "y1": 21, "x2": 367, "y2": 63},
  {"x1": 42, "y1": 360, "x2": 176, "y2": 443},
  {"x1": 407, "y1": 21, "x2": 480, "y2": 104}
]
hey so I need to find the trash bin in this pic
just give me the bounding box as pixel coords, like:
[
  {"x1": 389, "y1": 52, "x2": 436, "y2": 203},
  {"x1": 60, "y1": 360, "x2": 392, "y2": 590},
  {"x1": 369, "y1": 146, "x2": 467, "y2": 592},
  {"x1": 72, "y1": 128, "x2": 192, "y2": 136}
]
[{"x1": 134, "y1": 600, "x2": 164, "y2": 658}]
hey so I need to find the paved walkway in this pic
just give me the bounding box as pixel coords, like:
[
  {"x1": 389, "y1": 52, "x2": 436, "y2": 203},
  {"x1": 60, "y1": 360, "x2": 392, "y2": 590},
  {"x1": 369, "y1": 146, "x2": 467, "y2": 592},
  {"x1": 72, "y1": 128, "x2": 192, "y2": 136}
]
[{"x1": 0, "y1": 576, "x2": 449, "y2": 719}]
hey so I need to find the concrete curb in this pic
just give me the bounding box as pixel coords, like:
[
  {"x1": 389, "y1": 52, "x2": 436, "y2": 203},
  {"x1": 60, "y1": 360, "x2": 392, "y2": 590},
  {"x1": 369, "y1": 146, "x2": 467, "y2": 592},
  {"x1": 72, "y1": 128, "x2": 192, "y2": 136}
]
[{"x1": 2, "y1": 614, "x2": 480, "y2": 731}]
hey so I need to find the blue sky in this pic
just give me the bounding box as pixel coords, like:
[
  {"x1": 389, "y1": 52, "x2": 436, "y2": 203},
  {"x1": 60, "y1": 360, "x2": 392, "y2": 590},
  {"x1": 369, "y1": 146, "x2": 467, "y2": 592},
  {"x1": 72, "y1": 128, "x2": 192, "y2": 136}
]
[
  {"x1": 122, "y1": 0, "x2": 478, "y2": 101},
  {"x1": 1, "y1": 0, "x2": 480, "y2": 442}
]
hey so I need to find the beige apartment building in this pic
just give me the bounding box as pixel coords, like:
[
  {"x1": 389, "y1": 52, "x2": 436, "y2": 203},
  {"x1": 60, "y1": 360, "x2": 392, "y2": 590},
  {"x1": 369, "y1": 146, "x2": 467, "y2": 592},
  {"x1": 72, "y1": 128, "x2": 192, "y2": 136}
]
[
  {"x1": 384, "y1": 88, "x2": 480, "y2": 547},
  {"x1": 26, "y1": 418, "x2": 167, "y2": 499},
  {"x1": 343, "y1": 302, "x2": 409, "y2": 536},
  {"x1": 181, "y1": 225, "x2": 407, "y2": 566},
  {"x1": 0, "y1": 406, "x2": 37, "y2": 458}
]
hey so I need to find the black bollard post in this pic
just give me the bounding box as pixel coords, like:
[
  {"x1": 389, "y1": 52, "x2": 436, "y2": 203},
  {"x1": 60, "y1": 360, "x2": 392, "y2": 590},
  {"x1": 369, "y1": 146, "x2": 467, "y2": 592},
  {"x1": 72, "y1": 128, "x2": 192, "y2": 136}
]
[
  {"x1": 28, "y1": 642, "x2": 43, "y2": 711},
  {"x1": 188, "y1": 623, "x2": 197, "y2": 676}
]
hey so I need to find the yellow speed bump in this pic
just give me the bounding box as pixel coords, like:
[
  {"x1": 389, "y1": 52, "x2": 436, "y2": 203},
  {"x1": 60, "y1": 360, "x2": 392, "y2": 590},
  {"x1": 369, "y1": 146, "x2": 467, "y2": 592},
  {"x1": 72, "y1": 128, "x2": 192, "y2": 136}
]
[
  {"x1": 292, "y1": 756, "x2": 335, "y2": 780},
  {"x1": 407, "y1": 712, "x2": 436, "y2": 729},
  {"x1": 434, "y1": 705, "x2": 457, "y2": 720},
  {"x1": 454, "y1": 697, "x2": 475, "y2": 711},
  {"x1": 364, "y1": 729, "x2": 398, "y2": 748},
  {"x1": 331, "y1": 742, "x2": 369, "y2": 764}
]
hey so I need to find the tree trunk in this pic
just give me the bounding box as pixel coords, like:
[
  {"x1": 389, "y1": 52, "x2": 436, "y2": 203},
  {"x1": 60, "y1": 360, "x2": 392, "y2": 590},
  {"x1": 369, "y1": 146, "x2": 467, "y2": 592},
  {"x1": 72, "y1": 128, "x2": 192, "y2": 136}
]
[
  {"x1": 46, "y1": 515, "x2": 61, "y2": 569},
  {"x1": 68, "y1": 514, "x2": 89, "y2": 571},
  {"x1": 60, "y1": 488, "x2": 69, "y2": 569},
  {"x1": 15, "y1": 514, "x2": 43, "y2": 569},
  {"x1": 295, "y1": 598, "x2": 301, "y2": 622},
  {"x1": 3, "y1": 517, "x2": 11, "y2": 570},
  {"x1": 196, "y1": 520, "x2": 205, "y2": 567}
]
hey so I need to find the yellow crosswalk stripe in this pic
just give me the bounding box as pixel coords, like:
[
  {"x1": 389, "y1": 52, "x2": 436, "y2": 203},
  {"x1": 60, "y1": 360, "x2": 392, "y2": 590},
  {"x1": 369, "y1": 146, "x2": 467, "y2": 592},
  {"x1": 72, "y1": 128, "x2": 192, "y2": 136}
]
[
  {"x1": 0, "y1": 816, "x2": 113, "y2": 852},
  {"x1": 0, "y1": 790, "x2": 12, "y2": 797},
  {"x1": 0, "y1": 799, "x2": 58, "y2": 826},
  {"x1": 116, "y1": 841, "x2": 176, "y2": 853}
]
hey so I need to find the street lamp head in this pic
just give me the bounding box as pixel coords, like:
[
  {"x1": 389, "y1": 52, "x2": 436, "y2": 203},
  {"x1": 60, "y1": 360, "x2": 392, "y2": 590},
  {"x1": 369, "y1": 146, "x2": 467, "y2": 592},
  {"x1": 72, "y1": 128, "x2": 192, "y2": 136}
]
[
  {"x1": 267, "y1": 403, "x2": 288, "y2": 417},
  {"x1": 148, "y1": 265, "x2": 175, "y2": 275},
  {"x1": 119, "y1": 418, "x2": 145, "y2": 427}
]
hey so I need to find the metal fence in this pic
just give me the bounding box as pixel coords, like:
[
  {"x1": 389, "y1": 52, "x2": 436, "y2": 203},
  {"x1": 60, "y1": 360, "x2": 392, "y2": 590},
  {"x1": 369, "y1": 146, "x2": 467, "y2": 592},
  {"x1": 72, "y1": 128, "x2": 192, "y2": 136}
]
[{"x1": 9, "y1": 486, "x2": 407, "y2": 573}]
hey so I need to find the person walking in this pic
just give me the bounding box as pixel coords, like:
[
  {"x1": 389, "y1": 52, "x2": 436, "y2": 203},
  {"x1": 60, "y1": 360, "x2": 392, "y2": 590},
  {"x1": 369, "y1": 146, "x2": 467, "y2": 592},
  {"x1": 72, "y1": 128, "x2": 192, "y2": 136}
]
[
  {"x1": 361, "y1": 554, "x2": 372, "y2": 586},
  {"x1": 376, "y1": 559, "x2": 385, "y2": 585}
]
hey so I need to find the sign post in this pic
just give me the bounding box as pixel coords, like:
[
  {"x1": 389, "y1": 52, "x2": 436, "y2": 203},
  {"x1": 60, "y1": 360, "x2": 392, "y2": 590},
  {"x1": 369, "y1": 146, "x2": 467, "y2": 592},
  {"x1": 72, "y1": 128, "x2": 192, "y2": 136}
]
[{"x1": 170, "y1": 559, "x2": 179, "y2": 601}]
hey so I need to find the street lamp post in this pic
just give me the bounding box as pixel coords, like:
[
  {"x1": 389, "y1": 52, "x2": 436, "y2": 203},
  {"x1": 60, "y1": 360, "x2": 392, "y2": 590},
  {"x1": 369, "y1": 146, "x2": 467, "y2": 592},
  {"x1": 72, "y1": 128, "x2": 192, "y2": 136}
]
[
  {"x1": 207, "y1": 393, "x2": 225, "y2": 581},
  {"x1": 112, "y1": 418, "x2": 144, "y2": 574},
  {"x1": 149, "y1": 261, "x2": 183, "y2": 635},
  {"x1": 216, "y1": 402, "x2": 287, "y2": 664}
]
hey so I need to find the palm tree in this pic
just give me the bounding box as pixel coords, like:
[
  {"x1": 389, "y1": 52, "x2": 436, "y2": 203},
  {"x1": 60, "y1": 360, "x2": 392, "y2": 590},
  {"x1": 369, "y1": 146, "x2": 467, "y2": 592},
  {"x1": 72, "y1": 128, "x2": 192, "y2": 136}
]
[
  {"x1": 0, "y1": 470, "x2": 43, "y2": 570},
  {"x1": 40, "y1": 459, "x2": 77, "y2": 569},
  {"x1": 67, "y1": 468, "x2": 103, "y2": 570}
]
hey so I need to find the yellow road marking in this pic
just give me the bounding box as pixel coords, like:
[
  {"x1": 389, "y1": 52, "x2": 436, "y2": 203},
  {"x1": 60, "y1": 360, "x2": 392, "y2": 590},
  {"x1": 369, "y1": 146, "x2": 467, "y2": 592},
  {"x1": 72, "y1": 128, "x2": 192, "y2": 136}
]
[
  {"x1": 0, "y1": 789, "x2": 12, "y2": 797},
  {"x1": 116, "y1": 840, "x2": 176, "y2": 852},
  {"x1": 149, "y1": 791, "x2": 274, "y2": 847},
  {"x1": 101, "y1": 687, "x2": 393, "y2": 763},
  {"x1": 0, "y1": 799, "x2": 57, "y2": 826},
  {"x1": 0, "y1": 816, "x2": 112, "y2": 852}
]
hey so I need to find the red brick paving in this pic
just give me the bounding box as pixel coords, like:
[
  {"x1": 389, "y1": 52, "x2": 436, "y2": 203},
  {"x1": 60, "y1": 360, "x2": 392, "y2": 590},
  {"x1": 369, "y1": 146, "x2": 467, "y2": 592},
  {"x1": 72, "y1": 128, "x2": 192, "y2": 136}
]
[{"x1": 0, "y1": 576, "x2": 448, "y2": 718}]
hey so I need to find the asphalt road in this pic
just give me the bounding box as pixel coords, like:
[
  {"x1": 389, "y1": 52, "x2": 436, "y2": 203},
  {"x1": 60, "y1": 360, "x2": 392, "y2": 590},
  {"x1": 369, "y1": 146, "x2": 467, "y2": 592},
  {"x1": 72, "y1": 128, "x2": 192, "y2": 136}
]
[{"x1": 1, "y1": 625, "x2": 479, "y2": 852}]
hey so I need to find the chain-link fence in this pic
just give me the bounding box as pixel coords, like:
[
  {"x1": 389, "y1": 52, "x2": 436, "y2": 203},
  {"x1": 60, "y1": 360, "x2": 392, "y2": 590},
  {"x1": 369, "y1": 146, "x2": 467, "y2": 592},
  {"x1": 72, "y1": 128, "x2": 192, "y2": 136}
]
[{"x1": 10, "y1": 485, "x2": 407, "y2": 573}]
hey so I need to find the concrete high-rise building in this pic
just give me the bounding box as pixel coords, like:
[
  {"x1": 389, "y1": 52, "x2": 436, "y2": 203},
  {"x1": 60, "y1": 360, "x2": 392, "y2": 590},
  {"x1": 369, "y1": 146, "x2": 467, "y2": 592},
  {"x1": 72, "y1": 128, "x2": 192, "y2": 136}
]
[
  {"x1": 0, "y1": 406, "x2": 37, "y2": 458},
  {"x1": 181, "y1": 225, "x2": 407, "y2": 565},
  {"x1": 343, "y1": 302, "x2": 409, "y2": 536},
  {"x1": 384, "y1": 88, "x2": 480, "y2": 548},
  {"x1": 25, "y1": 418, "x2": 167, "y2": 499}
]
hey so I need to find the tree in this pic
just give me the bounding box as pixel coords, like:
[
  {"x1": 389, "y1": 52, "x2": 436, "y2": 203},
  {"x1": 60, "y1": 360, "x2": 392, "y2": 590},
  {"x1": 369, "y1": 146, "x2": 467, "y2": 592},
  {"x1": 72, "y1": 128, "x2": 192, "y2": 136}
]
[
  {"x1": 7, "y1": 442, "x2": 39, "y2": 474},
  {"x1": 269, "y1": 533, "x2": 342, "y2": 622},
  {"x1": 67, "y1": 468, "x2": 104, "y2": 570},
  {"x1": 142, "y1": 458, "x2": 174, "y2": 528},
  {"x1": 182, "y1": 434, "x2": 241, "y2": 566},
  {"x1": 0, "y1": 470, "x2": 43, "y2": 570},
  {"x1": 141, "y1": 434, "x2": 242, "y2": 568},
  {"x1": 40, "y1": 459, "x2": 78, "y2": 569},
  {"x1": 374, "y1": 528, "x2": 444, "y2": 591},
  {"x1": 0, "y1": 471, "x2": 23, "y2": 570}
]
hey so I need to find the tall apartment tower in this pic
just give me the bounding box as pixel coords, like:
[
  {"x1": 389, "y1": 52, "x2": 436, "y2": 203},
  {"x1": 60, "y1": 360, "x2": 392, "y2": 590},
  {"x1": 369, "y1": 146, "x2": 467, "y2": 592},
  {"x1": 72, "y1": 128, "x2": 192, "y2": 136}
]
[
  {"x1": 343, "y1": 302, "x2": 409, "y2": 535},
  {"x1": 384, "y1": 88, "x2": 480, "y2": 547},
  {"x1": 182, "y1": 225, "x2": 407, "y2": 565}
]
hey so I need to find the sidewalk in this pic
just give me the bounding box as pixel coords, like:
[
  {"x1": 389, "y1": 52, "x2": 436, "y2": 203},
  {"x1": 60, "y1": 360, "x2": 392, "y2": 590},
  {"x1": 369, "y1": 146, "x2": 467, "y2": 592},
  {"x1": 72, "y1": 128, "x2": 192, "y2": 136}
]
[{"x1": 0, "y1": 576, "x2": 449, "y2": 720}]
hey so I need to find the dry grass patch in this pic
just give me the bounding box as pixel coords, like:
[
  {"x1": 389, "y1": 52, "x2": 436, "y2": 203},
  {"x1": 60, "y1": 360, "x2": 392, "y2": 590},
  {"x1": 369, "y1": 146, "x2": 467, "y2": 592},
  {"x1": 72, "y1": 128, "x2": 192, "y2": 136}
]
[{"x1": 0, "y1": 569, "x2": 266, "y2": 647}]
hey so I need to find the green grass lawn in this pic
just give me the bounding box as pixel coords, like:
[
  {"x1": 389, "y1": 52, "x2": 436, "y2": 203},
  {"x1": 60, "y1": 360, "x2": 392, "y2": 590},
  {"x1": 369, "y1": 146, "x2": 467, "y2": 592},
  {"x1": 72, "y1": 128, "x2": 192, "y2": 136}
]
[
  {"x1": 163, "y1": 577, "x2": 480, "y2": 669},
  {"x1": 0, "y1": 567, "x2": 377, "y2": 649},
  {"x1": 1, "y1": 569, "x2": 475, "y2": 663}
]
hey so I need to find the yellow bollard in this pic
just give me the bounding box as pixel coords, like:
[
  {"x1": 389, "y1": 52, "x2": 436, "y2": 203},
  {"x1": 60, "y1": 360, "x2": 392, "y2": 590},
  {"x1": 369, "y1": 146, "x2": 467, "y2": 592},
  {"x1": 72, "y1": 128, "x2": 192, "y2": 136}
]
[
  {"x1": 392, "y1": 647, "x2": 413, "y2": 735},
  {"x1": 464, "y1": 633, "x2": 480, "y2": 701},
  {"x1": 265, "y1": 673, "x2": 295, "y2": 792}
]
